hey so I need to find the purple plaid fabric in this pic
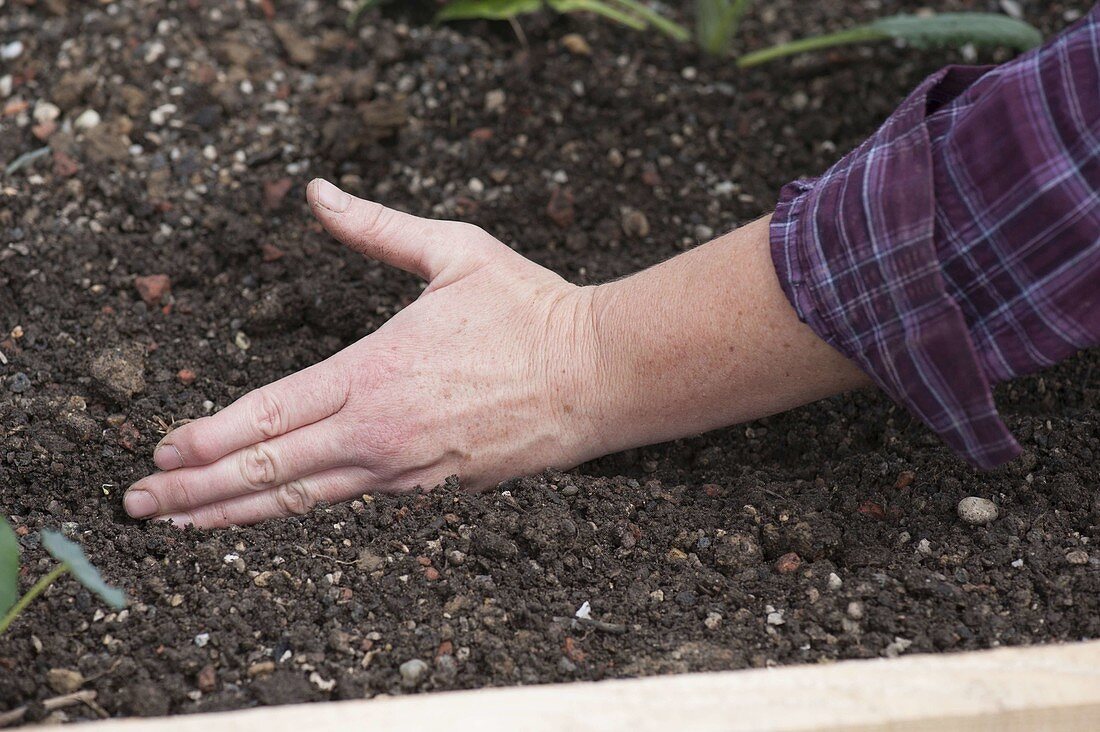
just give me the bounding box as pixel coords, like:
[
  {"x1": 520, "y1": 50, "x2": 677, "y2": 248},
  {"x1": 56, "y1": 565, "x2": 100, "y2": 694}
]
[{"x1": 770, "y1": 5, "x2": 1100, "y2": 470}]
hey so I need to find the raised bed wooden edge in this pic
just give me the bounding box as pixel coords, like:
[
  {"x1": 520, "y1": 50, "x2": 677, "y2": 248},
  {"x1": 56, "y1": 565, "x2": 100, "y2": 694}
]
[{"x1": 85, "y1": 639, "x2": 1100, "y2": 731}]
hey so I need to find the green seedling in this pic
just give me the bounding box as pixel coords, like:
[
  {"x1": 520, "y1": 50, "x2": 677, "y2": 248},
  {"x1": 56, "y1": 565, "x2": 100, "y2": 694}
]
[
  {"x1": 695, "y1": 0, "x2": 748, "y2": 56},
  {"x1": 738, "y1": 11, "x2": 1043, "y2": 67},
  {"x1": 0, "y1": 517, "x2": 126, "y2": 635},
  {"x1": 349, "y1": 0, "x2": 688, "y2": 41},
  {"x1": 346, "y1": 1, "x2": 1042, "y2": 66}
]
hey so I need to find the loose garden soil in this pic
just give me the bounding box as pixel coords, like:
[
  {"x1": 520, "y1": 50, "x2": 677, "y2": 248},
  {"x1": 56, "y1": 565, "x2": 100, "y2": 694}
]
[{"x1": 1, "y1": 0, "x2": 1097, "y2": 723}]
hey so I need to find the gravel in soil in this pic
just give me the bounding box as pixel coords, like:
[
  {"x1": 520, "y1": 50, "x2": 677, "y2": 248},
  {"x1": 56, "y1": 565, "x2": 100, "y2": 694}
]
[{"x1": 1, "y1": 0, "x2": 1097, "y2": 722}]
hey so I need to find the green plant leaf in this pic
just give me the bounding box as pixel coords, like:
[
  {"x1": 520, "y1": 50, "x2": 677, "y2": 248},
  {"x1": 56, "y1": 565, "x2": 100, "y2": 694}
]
[
  {"x1": 0, "y1": 518, "x2": 18, "y2": 616},
  {"x1": 40, "y1": 530, "x2": 126, "y2": 610},
  {"x1": 738, "y1": 11, "x2": 1042, "y2": 67},
  {"x1": 437, "y1": 0, "x2": 543, "y2": 22},
  {"x1": 871, "y1": 12, "x2": 1042, "y2": 51},
  {"x1": 696, "y1": 0, "x2": 750, "y2": 56},
  {"x1": 549, "y1": 0, "x2": 645, "y2": 30}
]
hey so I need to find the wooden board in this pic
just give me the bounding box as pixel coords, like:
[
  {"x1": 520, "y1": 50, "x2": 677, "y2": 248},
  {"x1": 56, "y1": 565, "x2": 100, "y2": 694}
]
[{"x1": 85, "y1": 640, "x2": 1100, "y2": 732}]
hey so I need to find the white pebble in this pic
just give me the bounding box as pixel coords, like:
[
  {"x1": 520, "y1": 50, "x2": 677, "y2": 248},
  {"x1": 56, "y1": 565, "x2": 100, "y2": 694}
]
[
  {"x1": 74, "y1": 109, "x2": 101, "y2": 131},
  {"x1": 1, "y1": 41, "x2": 24, "y2": 61},
  {"x1": 484, "y1": 89, "x2": 506, "y2": 114},
  {"x1": 0, "y1": 75, "x2": 12, "y2": 98},
  {"x1": 33, "y1": 101, "x2": 60, "y2": 123},
  {"x1": 399, "y1": 658, "x2": 429, "y2": 686},
  {"x1": 827, "y1": 572, "x2": 843, "y2": 590},
  {"x1": 149, "y1": 103, "x2": 177, "y2": 126},
  {"x1": 957, "y1": 496, "x2": 999, "y2": 525},
  {"x1": 194, "y1": 633, "x2": 210, "y2": 647},
  {"x1": 916, "y1": 538, "x2": 932, "y2": 556}
]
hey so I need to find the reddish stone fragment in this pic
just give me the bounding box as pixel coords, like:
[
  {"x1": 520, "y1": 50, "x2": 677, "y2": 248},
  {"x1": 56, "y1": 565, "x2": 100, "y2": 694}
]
[
  {"x1": 261, "y1": 243, "x2": 285, "y2": 262},
  {"x1": 894, "y1": 471, "x2": 916, "y2": 489},
  {"x1": 423, "y1": 567, "x2": 440, "y2": 581},
  {"x1": 197, "y1": 665, "x2": 217, "y2": 693},
  {"x1": 563, "y1": 637, "x2": 585, "y2": 663},
  {"x1": 117, "y1": 421, "x2": 141, "y2": 452},
  {"x1": 546, "y1": 186, "x2": 575, "y2": 229},
  {"x1": 134, "y1": 274, "x2": 171, "y2": 306},
  {"x1": 263, "y1": 177, "x2": 294, "y2": 211},
  {"x1": 32, "y1": 120, "x2": 57, "y2": 141},
  {"x1": 775, "y1": 552, "x2": 802, "y2": 574},
  {"x1": 177, "y1": 369, "x2": 196, "y2": 385},
  {"x1": 52, "y1": 150, "x2": 79, "y2": 177},
  {"x1": 857, "y1": 501, "x2": 886, "y2": 521},
  {"x1": 469, "y1": 127, "x2": 494, "y2": 141},
  {"x1": 703, "y1": 483, "x2": 722, "y2": 498}
]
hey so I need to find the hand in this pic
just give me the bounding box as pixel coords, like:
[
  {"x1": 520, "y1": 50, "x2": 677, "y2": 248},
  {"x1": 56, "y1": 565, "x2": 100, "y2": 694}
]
[{"x1": 124, "y1": 179, "x2": 606, "y2": 527}]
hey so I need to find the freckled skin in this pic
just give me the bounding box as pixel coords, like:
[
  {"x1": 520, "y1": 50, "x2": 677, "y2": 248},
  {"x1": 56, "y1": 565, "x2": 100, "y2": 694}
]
[{"x1": 124, "y1": 180, "x2": 868, "y2": 528}]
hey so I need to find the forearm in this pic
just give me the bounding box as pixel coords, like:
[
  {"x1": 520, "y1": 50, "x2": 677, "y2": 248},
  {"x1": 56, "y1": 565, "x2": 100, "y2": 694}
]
[{"x1": 581, "y1": 214, "x2": 870, "y2": 455}]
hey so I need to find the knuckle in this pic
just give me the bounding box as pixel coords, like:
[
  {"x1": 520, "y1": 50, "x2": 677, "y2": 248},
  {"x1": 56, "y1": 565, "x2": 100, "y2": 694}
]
[
  {"x1": 362, "y1": 203, "x2": 395, "y2": 238},
  {"x1": 275, "y1": 481, "x2": 316, "y2": 516},
  {"x1": 241, "y1": 444, "x2": 279, "y2": 488},
  {"x1": 253, "y1": 390, "x2": 286, "y2": 438}
]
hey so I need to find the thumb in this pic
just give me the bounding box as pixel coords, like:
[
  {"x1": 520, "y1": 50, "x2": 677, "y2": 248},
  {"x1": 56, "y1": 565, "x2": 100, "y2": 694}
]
[{"x1": 306, "y1": 178, "x2": 458, "y2": 281}]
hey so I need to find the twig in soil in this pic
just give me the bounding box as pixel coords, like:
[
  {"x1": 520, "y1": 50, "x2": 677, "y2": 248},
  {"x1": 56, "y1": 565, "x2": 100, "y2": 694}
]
[
  {"x1": 552, "y1": 616, "x2": 628, "y2": 635},
  {"x1": 295, "y1": 545, "x2": 357, "y2": 565},
  {"x1": 0, "y1": 690, "x2": 99, "y2": 727},
  {"x1": 4, "y1": 146, "x2": 50, "y2": 176},
  {"x1": 507, "y1": 17, "x2": 528, "y2": 48}
]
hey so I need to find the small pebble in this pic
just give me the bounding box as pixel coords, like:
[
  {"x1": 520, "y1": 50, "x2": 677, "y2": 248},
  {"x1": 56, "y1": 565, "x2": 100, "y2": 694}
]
[
  {"x1": 1, "y1": 41, "x2": 24, "y2": 61},
  {"x1": 74, "y1": 109, "x2": 101, "y2": 130},
  {"x1": 1066, "y1": 550, "x2": 1090, "y2": 566},
  {"x1": 775, "y1": 552, "x2": 802, "y2": 574},
  {"x1": 7, "y1": 372, "x2": 30, "y2": 393},
  {"x1": 484, "y1": 89, "x2": 505, "y2": 114},
  {"x1": 916, "y1": 538, "x2": 933, "y2": 556},
  {"x1": 561, "y1": 33, "x2": 591, "y2": 56},
  {"x1": 194, "y1": 633, "x2": 210, "y2": 647},
  {"x1": 399, "y1": 658, "x2": 428, "y2": 686},
  {"x1": 33, "y1": 101, "x2": 60, "y2": 123},
  {"x1": 694, "y1": 224, "x2": 714, "y2": 241},
  {"x1": 826, "y1": 572, "x2": 843, "y2": 591},
  {"x1": 957, "y1": 497, "x2": 999, "y2": 525},
  {"x1": 704, "y1": 611, "x2": 722, "y2": 630},
  {"x1": 846, "y1": 601, "x2": 864, "y2": 620},
  {"x1": 621, "y1": 209, "x2": 650, "y2": 239},
  {"x1": 46, "y1": 668, "x2": 84, "y2": 694}
]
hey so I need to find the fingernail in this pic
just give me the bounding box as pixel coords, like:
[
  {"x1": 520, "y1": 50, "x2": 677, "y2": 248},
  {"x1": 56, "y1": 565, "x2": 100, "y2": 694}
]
[
  {"x1": 124, "y1": 490, "x2": 158, "y2": 519},
  {"x1": 311, "y1": 178, "x2": 350, "y2": 213},
  {"x1": 153, "y1": 443, "x2": 184, "y2": 470}
]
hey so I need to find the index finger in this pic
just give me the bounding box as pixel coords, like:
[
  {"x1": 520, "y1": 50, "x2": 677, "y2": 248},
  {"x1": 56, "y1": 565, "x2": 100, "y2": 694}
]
[{"x1": 154, "y1": 360, "x2": 349, "y2": 470}]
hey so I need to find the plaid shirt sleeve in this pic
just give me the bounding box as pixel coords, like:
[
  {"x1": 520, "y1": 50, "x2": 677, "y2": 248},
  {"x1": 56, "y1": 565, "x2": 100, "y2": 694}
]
[{"x1": 770, "y1": 4, "x2": 1100, "y2": 470}]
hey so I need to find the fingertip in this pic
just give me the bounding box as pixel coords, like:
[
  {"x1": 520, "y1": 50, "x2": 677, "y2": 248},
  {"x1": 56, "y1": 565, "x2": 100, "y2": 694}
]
[
  {"x1": 153, "y1": 443, "x2": 185, "y2": 470},
  {"x1": 123, "y1": 489, "x2": 158, "y2": 519},
  {"x1": 307, "y1": 178, "x2": 351, "y2": 214}
]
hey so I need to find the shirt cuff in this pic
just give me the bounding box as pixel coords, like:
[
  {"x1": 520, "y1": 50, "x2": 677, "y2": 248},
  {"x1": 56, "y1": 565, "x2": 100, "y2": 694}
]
[{"x1": 769, "y1": 66, "x2": 1022, "y2": 470}]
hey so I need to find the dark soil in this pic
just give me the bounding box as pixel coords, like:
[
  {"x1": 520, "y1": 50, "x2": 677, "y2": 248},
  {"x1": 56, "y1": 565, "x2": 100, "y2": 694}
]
[{"x1": 1, "y1": 0, "x2": 1098, "y2": 723}]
